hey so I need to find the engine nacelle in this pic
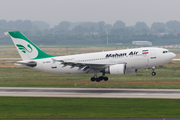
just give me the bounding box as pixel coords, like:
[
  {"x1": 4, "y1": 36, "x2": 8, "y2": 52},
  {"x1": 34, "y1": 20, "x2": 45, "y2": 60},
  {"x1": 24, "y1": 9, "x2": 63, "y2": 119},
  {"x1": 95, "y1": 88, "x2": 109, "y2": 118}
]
[
  {"x1": 126, "y1": 69, "x2": 138, "y2": 74},
  {"x1": 105, "y1": 64, "x2": 126, "y2": 75}
]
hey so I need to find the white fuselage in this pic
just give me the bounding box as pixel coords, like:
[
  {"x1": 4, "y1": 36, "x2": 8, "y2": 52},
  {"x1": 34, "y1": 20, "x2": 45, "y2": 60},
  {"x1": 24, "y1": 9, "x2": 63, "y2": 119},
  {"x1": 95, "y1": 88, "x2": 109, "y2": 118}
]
[{"x1": 19, "y1": 47, "x2": 176, "y2": 74}]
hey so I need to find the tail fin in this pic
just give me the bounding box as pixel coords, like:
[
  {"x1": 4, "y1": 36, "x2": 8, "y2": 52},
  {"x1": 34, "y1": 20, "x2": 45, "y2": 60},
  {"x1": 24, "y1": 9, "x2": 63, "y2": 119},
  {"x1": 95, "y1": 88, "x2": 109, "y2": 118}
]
[{"x1": 7, "y1": 31, "x2": 54, "y2": 60}]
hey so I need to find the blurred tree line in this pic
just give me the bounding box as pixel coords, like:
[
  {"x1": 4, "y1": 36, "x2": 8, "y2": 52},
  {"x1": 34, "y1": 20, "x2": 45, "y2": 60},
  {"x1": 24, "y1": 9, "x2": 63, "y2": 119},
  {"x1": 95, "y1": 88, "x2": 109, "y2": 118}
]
[{"x1": 1, "y1": 19, "x2": 180, "y2": 45}]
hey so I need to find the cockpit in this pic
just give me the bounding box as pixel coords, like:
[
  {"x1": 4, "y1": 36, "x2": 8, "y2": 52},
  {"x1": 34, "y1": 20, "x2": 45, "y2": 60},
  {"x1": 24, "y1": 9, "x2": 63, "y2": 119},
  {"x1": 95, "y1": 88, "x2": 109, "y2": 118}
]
[{"x1": 163, "y1": 51, "x2": 170, "y2": 53}]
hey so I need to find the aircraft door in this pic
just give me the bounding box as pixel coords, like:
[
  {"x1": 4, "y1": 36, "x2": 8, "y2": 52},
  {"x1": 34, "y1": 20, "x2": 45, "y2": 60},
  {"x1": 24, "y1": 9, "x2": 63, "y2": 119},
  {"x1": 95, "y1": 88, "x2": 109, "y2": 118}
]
[
  {"x1": 150, "y1": 49, "x2": 156, "y2": 59},
  {"x1": 51, "y1": 63, "x2": 57, "y2": 68},
  {"x1": 146, "y1": 51, "x2": 149, "y2": 67},
  {"x1": 148, "y1": 49, "x2": 157, "y2": 66},
  {"x1": 51, "y1": 60, "x2": 58, "y2": 69}
]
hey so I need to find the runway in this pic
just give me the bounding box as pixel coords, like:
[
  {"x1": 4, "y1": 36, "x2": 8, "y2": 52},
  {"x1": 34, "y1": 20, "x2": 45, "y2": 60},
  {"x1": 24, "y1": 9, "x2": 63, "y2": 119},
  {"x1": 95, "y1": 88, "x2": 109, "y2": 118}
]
[{"x1": 0, "y1": 87, "x2": 180, "y2": 99}]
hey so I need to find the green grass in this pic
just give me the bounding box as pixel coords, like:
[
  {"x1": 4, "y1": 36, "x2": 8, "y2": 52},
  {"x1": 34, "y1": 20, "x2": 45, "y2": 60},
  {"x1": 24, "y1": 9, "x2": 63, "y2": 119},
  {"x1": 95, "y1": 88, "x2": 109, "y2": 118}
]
[
  {"x1": 0, "y1": 97, "x2": 179, "y2": 118},
  {"x1": 0, "y1": 67, "x2": 180, "y2": 88}
]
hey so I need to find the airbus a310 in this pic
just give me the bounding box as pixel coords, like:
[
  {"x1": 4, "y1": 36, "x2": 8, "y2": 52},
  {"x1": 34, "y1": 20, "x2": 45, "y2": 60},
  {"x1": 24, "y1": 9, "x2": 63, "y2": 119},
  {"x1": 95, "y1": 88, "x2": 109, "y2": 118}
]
[{"x1": 6, "y1": 31, "x2": 176, "y2": 82}]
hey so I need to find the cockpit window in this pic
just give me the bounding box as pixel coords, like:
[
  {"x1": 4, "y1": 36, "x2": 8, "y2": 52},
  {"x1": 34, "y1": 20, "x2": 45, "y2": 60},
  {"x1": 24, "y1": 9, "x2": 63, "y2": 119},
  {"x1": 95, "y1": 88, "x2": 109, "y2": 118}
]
[{"x1": 163, "y1": 51, "x2": 170, "y2": 53}]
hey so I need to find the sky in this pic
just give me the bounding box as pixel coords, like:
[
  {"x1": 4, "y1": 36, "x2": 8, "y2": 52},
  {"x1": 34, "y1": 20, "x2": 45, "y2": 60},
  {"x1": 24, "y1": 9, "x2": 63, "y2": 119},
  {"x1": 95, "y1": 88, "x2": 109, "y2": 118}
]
[{"x1": 0, "y1": 0, "x2": 180, "y2": 27}]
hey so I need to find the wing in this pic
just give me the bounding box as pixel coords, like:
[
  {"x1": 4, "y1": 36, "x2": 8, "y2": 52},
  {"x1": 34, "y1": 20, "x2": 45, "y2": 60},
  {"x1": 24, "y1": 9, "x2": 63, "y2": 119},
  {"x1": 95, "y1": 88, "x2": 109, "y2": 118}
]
[{"x1": 52, "y1": 58, "x2": 126, "y2": 73}]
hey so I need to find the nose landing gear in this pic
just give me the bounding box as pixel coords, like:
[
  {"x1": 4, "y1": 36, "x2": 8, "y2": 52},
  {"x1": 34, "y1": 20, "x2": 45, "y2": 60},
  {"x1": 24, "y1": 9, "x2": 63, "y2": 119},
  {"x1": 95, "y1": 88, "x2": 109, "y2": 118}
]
[{"x1": 151, "y1": 66, "x2": 156, "y2": 76}]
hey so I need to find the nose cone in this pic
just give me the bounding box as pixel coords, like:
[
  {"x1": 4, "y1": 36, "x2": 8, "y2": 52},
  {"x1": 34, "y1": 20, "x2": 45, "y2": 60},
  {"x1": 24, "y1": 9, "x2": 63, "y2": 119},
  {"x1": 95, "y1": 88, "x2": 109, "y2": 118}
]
[
  {"x1": 171, "y1": 52, "x2": 176, "y2": 59},
  {"x1": 168, "y1": 52, "x2": 176, "y2": 61}
]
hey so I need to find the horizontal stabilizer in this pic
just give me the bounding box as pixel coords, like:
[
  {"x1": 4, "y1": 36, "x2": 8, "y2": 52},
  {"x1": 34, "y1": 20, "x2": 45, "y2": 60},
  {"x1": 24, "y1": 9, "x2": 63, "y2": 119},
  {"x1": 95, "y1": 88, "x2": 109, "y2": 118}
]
[{"x1": 7, "y1": 61, "x2": 37, "y2": 67}]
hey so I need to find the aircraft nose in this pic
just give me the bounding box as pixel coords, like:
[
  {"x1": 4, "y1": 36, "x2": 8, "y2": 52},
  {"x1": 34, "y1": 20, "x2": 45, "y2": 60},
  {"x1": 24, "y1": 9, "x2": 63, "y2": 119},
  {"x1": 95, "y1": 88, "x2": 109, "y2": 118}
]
[{"x1": 171, "y1": 52, "x2": 176, "y2": 59}]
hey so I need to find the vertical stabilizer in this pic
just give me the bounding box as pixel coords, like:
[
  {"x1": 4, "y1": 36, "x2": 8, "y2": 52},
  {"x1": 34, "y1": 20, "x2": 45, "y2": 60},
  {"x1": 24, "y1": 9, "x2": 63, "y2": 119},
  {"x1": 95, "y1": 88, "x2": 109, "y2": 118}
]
[{"x1": 8, "y1": 31, "x2": 54, "y2": 60}]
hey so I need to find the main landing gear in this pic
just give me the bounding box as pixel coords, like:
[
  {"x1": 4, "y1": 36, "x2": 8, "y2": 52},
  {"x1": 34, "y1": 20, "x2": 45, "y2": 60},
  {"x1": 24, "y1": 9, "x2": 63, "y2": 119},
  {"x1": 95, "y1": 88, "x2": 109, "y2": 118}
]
[
  {"x1": 151, "y1": 66, "x2": 156, "y2": 76},
  {"x1": 91, "y1": 76, "x2": 108, "y2": 82},
  {"x1": 91, "y1": 71, "x2": 108, "y2": 82}
]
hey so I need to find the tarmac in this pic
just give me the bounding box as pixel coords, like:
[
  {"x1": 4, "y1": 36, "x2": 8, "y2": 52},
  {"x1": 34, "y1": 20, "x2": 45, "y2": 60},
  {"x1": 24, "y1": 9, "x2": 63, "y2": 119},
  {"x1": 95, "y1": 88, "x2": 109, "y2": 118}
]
[{"x1": 0, "y1": 87, "x2": 180, "y2": 99}]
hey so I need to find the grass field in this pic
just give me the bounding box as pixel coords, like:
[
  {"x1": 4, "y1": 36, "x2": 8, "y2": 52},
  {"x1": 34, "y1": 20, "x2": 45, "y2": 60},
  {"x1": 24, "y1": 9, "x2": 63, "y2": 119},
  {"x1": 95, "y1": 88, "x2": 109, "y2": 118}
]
[{"x1": 0, "y1": 97, "x2": 179, "y2": 118}]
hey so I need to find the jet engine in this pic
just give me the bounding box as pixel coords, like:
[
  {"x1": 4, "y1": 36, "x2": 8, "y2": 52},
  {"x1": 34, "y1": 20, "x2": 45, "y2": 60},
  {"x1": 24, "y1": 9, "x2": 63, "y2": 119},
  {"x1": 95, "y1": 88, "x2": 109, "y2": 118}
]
[{"x1": 105, "y1": 64, "x2": 126, "y2": 75}]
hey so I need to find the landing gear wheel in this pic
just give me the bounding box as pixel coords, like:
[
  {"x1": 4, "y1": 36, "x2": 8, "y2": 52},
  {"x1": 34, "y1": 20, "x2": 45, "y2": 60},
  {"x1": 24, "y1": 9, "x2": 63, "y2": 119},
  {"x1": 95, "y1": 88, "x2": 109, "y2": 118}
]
[
  {"x1": 152, "y1": 72, "x2": 156, "y2": 76},
  {"x1": 91, "y1": 70, "x2": 109, "y2": 82},
  {"x1": 104, "y1": 77, "x2": 108, "y2": 81},
  {"x1": 99, "y1": 76, "x2": 104, "y2": 80},
  {"x1": 96, "y1": 78, "x2": 100, "y2": 82},
  {"x1": 91, "y1": 77, "x2": 96, "y2": 82},
  {"x1": 151, "y1": 66, "x2": 156, "y2": 76},
  {"x1": 98, "y1": 76, "x2": 109, "y2": 81}
]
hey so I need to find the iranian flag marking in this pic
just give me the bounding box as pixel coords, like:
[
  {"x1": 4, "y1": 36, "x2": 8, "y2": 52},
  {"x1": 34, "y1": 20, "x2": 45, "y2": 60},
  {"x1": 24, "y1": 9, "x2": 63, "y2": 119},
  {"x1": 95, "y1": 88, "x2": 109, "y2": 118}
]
[{"x1": 142, "y1": 50, "x2": 149, "y2": 54}]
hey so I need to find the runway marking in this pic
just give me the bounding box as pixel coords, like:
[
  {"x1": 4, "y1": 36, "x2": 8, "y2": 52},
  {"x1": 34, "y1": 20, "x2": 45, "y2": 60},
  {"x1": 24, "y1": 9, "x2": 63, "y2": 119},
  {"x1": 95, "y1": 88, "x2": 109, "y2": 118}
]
[{"x1": 0, "y1": 87, "x2": 180, "y2": 99}]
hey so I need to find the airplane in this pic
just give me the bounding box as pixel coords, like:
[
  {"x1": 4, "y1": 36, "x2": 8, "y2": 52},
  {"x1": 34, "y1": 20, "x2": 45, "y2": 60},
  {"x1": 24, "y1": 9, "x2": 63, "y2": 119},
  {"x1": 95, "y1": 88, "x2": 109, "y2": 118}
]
[{"x1": 6, "y1": 31, "x2": 176, "y2": 82}]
